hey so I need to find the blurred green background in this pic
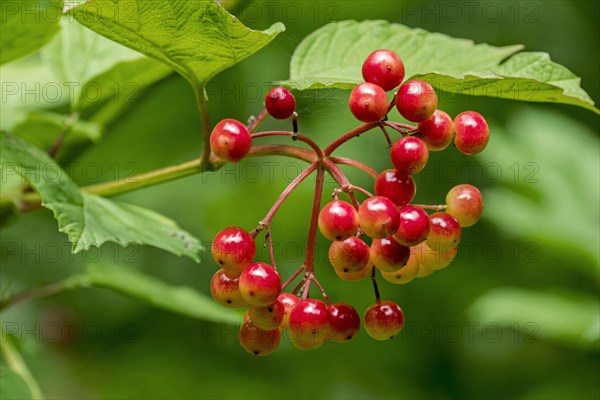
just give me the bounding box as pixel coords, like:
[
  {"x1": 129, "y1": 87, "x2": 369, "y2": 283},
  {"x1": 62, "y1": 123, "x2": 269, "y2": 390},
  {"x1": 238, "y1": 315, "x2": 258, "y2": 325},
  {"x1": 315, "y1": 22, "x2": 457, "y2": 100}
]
[{"x1": 1, "y1": 0, "x2": 599, "y2": 399}]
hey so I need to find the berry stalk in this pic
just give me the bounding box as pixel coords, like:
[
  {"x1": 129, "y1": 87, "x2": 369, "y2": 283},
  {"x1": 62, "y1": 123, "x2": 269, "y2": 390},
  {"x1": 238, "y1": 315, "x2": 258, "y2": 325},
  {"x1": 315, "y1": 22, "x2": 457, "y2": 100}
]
[
  {"x1": 250, "y1": 162, "x2": 318, "y2": 238},
  {"x1": 323, "y1": 122, "x2": 379, "y2": 156},
  {"x1": 303, "y1": 165, "x2": 325, "y2": 273},
  {"x1": 247, "y1": 108, "x2": 269, "y2": 133},
  {"x1": 251, "y1": 131, "x2": 323, "y2": 159},
  {"x1": 329, "y1": 157, "x2": 378, "y2": 178}
]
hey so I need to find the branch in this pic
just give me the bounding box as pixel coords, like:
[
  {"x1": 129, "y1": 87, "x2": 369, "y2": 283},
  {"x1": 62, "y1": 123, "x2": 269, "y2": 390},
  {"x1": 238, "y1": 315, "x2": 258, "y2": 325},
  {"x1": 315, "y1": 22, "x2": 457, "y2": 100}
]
[
  {"x1": 0, "y1": 275, "x2": 90, "y2": 312},
  {"x1": 1, "y1": 144, "x2": 317, "y2": 209}
]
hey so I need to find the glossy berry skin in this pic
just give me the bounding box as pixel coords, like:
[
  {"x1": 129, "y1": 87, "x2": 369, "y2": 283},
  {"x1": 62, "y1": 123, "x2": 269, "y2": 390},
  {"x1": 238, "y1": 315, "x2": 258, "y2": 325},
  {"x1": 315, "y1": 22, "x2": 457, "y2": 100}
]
[
  {"x1": 211, "y1": 227, "x2": 256, "y2": 276},
  {"x1": 238, "y1": 262, "x2": 281, "y2": 306},
  {"x1": 278, "y1": 293, "x2": 300, "y2": 329},
  {"x1": 239, "y1": 321, "x2": 280, "y2": 356},
  {"x1": 415, "y1": 241, "x2": 458, "y2": 272},
  {"x1": 370, "y1": 238, "x2": 410, "y2": 273},
  {"x1": 361, "y1": 49, "x2": 405, "y2": 91},
  {"x1": 445, "y1": 184, "x2": 483, "y2": 227},
  {"x1": 210, "y1": 269, "x2": 247, "y2": 308},
  {"x1": 209, "y1": 119, "x2": 251, "y2": 163},
  {"x1": 328, "y1": 303, "x2": 361, "y2": 342},
  {"x1": 418, "y1": 109, "x2": 455, "y2": 151},
  {"x1": 289, "y1": 299, "x2": 331, "y2": 350},
  {"x1": 318, "y1": 200, "x2": 359, "y2": 241},
  {"x1": 426, "y1": 212, "x2": 462, "y2": 251},
  {"x1": 248, "y1": 298, "x2": 285, "y2": 330},
  {"x1": 393, "y1": 205, "x2": 430, "y2": 247},
  {"x1": 349, "y1": 82, "x2": 388, "y2": 122},
  {"x1": 334, "y1": 263, "x2": 373, "y2": 281},
  {"x1": 265, "y1": 87, "x2": 296, "y2": 119},
  {"x1": 454, "y1": 111, "x2": 489, "y2": 155},
  {"x1": 390, "y1": 136, "x2": 429, "y2": 176},
  {"x1": 381, "y1": 250, "x2": 420, "y2": 284},
  {"x1": 396, "y1": 80, "x2": 438, "y2": 122},
  {"x1": 363, "y1": 301, "x2": 405, "y2": 341},
  {"x1": 374, "y1": 169, "x2": 416, "y2": 207},
  {"x1": 358, "y1": 196, "x2": 400, "y2": 239},
  {"x1": 329, "y1": 237, "x2": 371, "y2": 273}
]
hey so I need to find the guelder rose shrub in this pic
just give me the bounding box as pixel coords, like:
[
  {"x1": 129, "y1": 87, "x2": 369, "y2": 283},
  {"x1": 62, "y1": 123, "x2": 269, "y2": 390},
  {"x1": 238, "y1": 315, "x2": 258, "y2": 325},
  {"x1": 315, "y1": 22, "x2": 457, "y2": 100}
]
[{"x1": 209, "y1": 50, "x2": 487, "y2": 355}]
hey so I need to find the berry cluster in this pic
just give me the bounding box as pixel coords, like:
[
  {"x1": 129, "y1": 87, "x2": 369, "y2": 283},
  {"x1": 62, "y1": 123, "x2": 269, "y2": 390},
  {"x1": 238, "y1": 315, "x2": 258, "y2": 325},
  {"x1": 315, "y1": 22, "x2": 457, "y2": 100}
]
[{"x1": 209, "y1": 49, "x2": 488, "y2": 355}]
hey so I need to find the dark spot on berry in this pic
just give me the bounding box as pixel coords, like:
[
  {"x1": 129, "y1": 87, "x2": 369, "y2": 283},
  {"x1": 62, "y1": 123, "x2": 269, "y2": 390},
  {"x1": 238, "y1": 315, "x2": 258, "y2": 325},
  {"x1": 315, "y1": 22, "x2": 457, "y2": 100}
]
[
  {"x1": 311, "y1": 329, "x2": 317, "y2": 334},
  {"x1": 336, "y1": 235, "x2": 342, "y2": 240},
  {"x1": 346, "y1": 335, "x2": 353, "y2": 340},
  {"x1": 218, "y1": 260, "x2": 224, "y2": 265},
  {"x1": 226, "y1": 300, "x2": 232, "y2": 304},
  {"x1": 249, "y1": 291, "x2": 254, "y2": 296},
  {"x1": 343, "y1": 268, "x2": 348, "y2": 272},
  {"x1": 268, "y1": 306, "x2": 273, "y2": 312},
  {"x1": 253, "y1": 350, "x2": 260, "y2": 355},
  {"x1": 389, "y1": 335, "x2": 394, "y2": 339}
]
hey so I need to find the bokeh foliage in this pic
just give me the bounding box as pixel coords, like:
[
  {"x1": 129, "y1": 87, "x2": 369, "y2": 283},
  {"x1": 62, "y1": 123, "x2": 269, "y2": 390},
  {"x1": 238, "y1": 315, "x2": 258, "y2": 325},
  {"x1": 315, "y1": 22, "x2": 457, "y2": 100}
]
[{"x1": 1, "y1": 0, "x2": 598, "y2": 399}]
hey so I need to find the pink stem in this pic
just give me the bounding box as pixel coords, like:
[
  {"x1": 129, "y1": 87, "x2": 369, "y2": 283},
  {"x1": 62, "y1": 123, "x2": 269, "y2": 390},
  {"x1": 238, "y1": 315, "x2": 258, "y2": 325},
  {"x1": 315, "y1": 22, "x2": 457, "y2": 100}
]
[
  {"x1": 329, "y1": 157, "x2": 378, "y2": 179},
  {"x1": 250, "y1": 162, "x2": 318, "y2": 238},
  {"x1": 252, "y1": 131, "x2": 323, "y2": 159}
]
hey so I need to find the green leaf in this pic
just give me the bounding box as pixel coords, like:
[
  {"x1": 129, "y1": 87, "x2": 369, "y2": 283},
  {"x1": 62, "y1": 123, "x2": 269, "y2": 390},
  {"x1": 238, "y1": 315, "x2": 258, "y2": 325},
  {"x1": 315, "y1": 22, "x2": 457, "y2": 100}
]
[
  {"x1": 0, "y1": 362, "x2": 33, "y2": 400},
  {"x1": 0, "y1": 56, "x2": 67, "y2": 131},
  {"x1": 468, "y1": 287, "x2": 600, "y2": 350},
  {"x1": 478, "y1": 108, "x2": 600, "y2": 276},
  {"x1": 41, "y1": 18, "x2": 172, "y2": 108},
  {"x1": 70, "y1": 0, "x2": 285, "y2": 88},
  {"x1": 76, "y1": 56, "x2": 173, "y2": 110},
  {"x1": 0, "y1": 131, "x2": 202, "y2": 261},
  {"x1": 281, "y1": 20, "x2": 597, "y2": 113},
  {"x1": 13, "y1": 111, "x2": 102, "y2": 147},
  {"x1": 83, "y1": 263, "x2": 242, "y2": 324},
  {"x1": 0, "y1": 0, "x2": 62, "y2": 65}
]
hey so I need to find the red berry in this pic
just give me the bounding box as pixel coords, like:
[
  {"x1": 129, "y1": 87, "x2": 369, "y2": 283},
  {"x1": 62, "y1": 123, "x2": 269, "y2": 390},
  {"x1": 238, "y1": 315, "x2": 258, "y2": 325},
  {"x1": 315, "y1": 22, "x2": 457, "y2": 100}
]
[
  {"x1": 210, "y1": 269, "x2": 247, "y2": 308},
  {"x1": 318, "y1": 200, "x2": 359, "y2": 241},
  {"x1": 248, "y1": 298, "x2": 285, "y2": 330},
  {"x1": 349, "y1": 82, "x2": 388, "y2": 122},
  {"x1": 427, "y1": 212, "x2": 462, "y2": 250},
  {"x1": 239, "y1": 321, "x2": 280, "y2": 356},
  {"x1": 361, "y1": 49, "x2": 405, "y2": 91},
  {"x1": 278, "y1": 293, "x2": 300, "y2": 329},
  {"x1": 381, "y1": 249, "x2": 420, "y2": 284},
  {"x1": 211, "y1": 227, "x2": 256, "y2": 275},
  {"x1": 289, "y1": 299, "x2": 331, "y2": 350},
  {"x1": 358, "y1": 196, "x2": 400, "y2": 239},
  {"x1": 396, "y1": 80, "x2": 438, "y2": 122},
  {"x1": 454, "y1": 111, "x2": 489, "y2": 155},
  {"x1": 238, "y1": 262, "x2": 281, "y2": 306},
  {"x1": 328, "y1": 303, "x2": 360, "y2": 342},
  {"x1": 374, "y1": 169, "x2": 416, "y2": 207},
  {"x1": 418, "y1": 109, "x2": 455, "y2": 151},
  {"x1": 334, "y1": 263, "x2": 373, "y2": 282},
  {"x1": 390, "y1": 136, "x2": 429, "y2": 175},
  {"x1": 265, "y1": 87, "x2": 296, "y2": 119},
  {"x1": 370, "y1": 237, "x2": 410, "y2": 272},
  {"x1": 446, "y1": 184, "x2": 483, "y2": 227},
  {"x1": 415, "y1": 241, "x2": 458, "y2": 272},
  {"x1": 363, "y1": 300, "x2": 405, "y2": 340},
  {"x1": 328, "y1": 237, "x2": 371, "y2": 273},
  {"x1": 209, "y1": 119, "x2": 251, "y2": 163},
  {"x1": 393, "y1": 205, "x2": 430, "y2": 247}
]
